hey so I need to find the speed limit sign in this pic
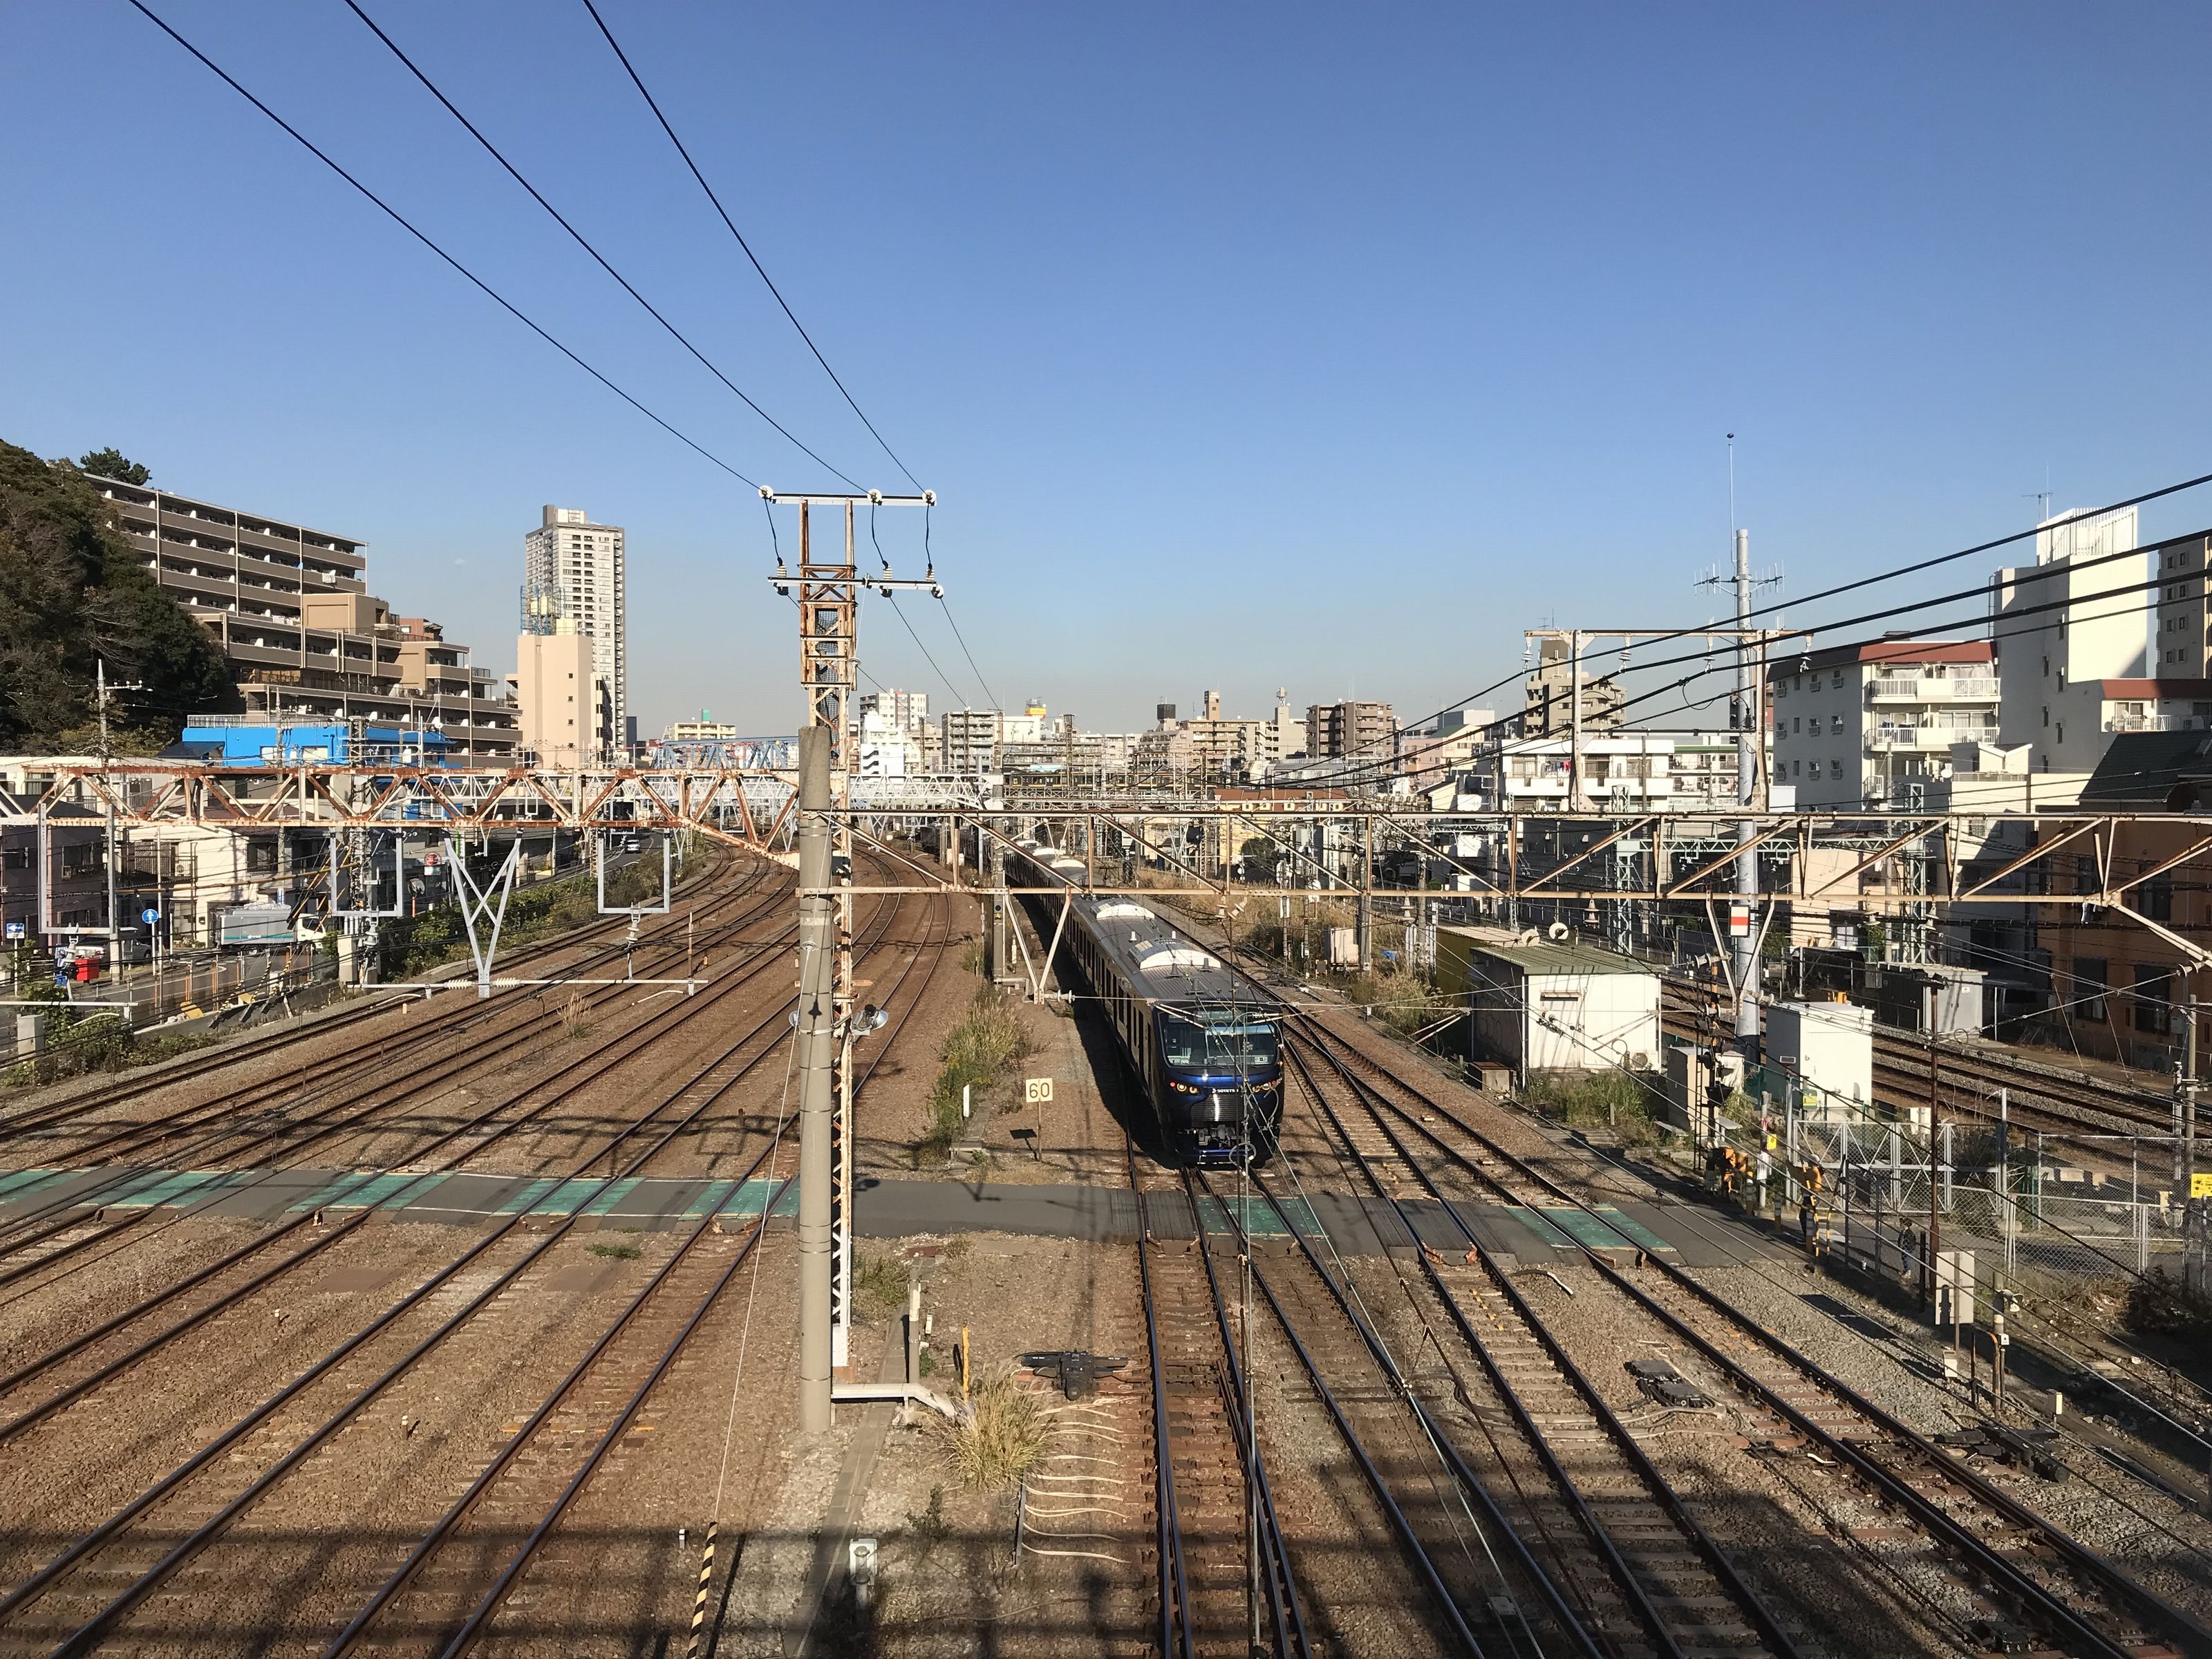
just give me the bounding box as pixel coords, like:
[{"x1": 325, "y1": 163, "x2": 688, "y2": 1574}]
[{"x1": 1024, "y1": 1078, "x2": 1053, "y2": 1105}]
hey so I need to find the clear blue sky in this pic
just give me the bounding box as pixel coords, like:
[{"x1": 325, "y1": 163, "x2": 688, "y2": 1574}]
[{"x1": 5, "y1": 1, "x2": 2209, "y2": 737}]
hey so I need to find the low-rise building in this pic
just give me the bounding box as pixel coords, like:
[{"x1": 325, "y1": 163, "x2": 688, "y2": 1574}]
[{"x1": 1770, "y1": 639, "x2": 1998, "y2": 807}]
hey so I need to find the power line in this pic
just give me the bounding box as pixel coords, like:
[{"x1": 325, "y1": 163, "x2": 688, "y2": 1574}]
[
  {"x1": 123, "y1": 0, "x2": 760, "y2": 490},
  {"x1": 339, "y1": 0, "x2": 862, "y2": 491},
  {"x1": 1327, "y1": 471, "x2": 2212, "y2": 791},
  {"x1": 579, "y1": 0, "x2": 922, "y2": 494},
  {"x1": 1317, "y1": 517, "x2": 2209, "y2": 796},
  {"x1": 923, "y1": 504, "x2": 1002, "y2": 711}
]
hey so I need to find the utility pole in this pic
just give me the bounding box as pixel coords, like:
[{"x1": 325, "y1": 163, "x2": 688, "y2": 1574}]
[
  {"x1": 769, "y1": 487, "x2": 937, "y2": 1428},
  {"x1": 1568, "y1": 628, "x2": 1583, "y2": 813},
  {"x1": 1732, "y1": 523, "x2": 1759, "y2": 1063},
  {"x1": 796, "y1": 727, "x2": 836, "y2": 1434}
]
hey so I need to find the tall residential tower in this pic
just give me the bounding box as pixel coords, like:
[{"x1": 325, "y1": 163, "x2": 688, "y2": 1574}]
[{"x1": 523, "y1": 505, "x2": 627, "y2": 742}]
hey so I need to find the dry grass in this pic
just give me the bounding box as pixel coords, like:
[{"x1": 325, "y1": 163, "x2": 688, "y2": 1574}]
[{"x1": 931, "y1": 1367, "x2": 1048, "y2": 1491}]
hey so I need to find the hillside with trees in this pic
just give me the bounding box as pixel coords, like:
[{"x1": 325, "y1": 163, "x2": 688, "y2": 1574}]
[{"x1": 0, "y1": 440, "x2": 233, "y2": 753}]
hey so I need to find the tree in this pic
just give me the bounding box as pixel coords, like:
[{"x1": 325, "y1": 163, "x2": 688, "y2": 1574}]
[
  {"x1": 76, "y1": 448, "x2": 149, "y2": 485},
  {"x1": 0, "y1": 440, "x2": 232, "y2": 751}
]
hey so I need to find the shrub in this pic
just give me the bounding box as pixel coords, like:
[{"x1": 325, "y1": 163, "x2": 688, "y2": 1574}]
[
  {"x1": 921, "y1": 986, "x2": 1033, "y2": 1158},
  {"x1": 2125, "y1": 1268, "x2": 2212, "y2": 1340},
  {"x1": 854, "y1": 1250, "x2": 910, "y2": 1320},
  {"x1": 1525, "y1": 1069, "x2": 1660, "y2": 1146},
  {"x1": 931, "y1": 1367, "x2": 1047, "y2": 1491},
  {"x1": 585, "y1": 1242, "x2": 641, "y2": 1260}
]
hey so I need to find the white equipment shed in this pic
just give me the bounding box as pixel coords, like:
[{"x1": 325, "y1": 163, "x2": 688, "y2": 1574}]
[{"x1": 1451, "y1": 933, "x2": 1661, "y2": 1082}]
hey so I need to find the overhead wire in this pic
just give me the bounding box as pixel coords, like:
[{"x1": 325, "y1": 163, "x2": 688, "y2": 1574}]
[
  {"x1": 122, "y1": 0, "x2": 760, "y2": 490},
  {"x1": 925, "y1": 504, "x2": 1004, "y2": 713},
  {"x1": 1312, "y1": 521, "x2": 2206, "y2": 798},
  {"x1": 338, "y1": 0, "x2": 863, "y2": 491},
  {"x1": 579, "y1": 0, "x2": 921, "y2": 493},
  {"x1": 1316, "y1": 471, "x2": 2212, "y2": 794}
]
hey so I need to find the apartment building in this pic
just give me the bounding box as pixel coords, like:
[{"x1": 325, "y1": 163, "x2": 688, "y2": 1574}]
[
  {"x1": 515, "y1": 622, "x2": 606, "y2": 767},
  {"x1": 1490, "y1": 733, "x2": 1676, "y2": 809},
  {"x1": 940, "y1": 709, "x2": 1000, "y2": 775},
  {"x1": 1770, "y1": 641, "x2": 1997, "y2": 807},
  {"x1": 523, "y1": 507, "x2": 628, "y2": 743},
  {"x1": 664, "y1": 718, "x2": 740, "y2": 742},
  {"x1": 1993, "y1": 507, "x2": 2150, "y2": 774},
  {"x1": 856, "y1": 688, "x2": 929, "y2": 739},
  {"x1": 86, "y1": 475, "x2": 518, "y2": 760},
  {"x1": 1305, "y1": 700, "x2": 1395, "y2": 762},
  {"x1": 1170, "y1": 689, "x2": 1297, "y2": 779},
  {"x1": 1522, "y1": 636, "x2": 1624, "y2": 737}
]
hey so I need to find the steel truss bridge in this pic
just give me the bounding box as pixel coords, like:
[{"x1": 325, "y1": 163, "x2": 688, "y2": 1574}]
[{"x1": 17, "y1": 762, "x2": 2209, "y2": 937}]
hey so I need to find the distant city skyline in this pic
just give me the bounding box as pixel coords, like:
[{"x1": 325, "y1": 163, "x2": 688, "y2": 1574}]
[{"x1": 6, "y1": 2, "x2": 2211, "y2": 737}]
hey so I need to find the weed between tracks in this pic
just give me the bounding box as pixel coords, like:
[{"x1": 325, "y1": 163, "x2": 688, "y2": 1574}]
[
  {"x1": 919, "y1": 985, "x2": 1034, "y2": 1161},
  {"x1": 855, "y1": 1250, "x2": 911, "y2": 1319},
  {"x1": 930, "y1": 1367, "x2": 1047, "y2": 1491},
  {"x1": 1525, "y1": 1069, "x2": 1662, "y2": 1148}
]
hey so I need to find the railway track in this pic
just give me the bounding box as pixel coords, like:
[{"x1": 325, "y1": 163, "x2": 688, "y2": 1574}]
[
  {"x1": 0, "y1": 874, "x2": 926, "y2": 1456},
  {"x1": 1127, "y1": 1134, "x2": 1306, "y2": 1659},
  {"x1": 1, "y1": 851, "x2": 772, "y2": 1170},
  {"x1": 1293, "y1": 1012, "x2": 2212, "y2": 1659},
  {"x1": 0, "y1": 875, "x2": 955, "y2": 1654},
  {"x1": 1281, "y1": 1035, "x2": 1799, "y2": 1659},
  {"x1": 1660, "y1": 981, "x2": 2182, "y2": 1143},
  {"x1": 0, "y1": 845, "x2": 742, "y2": 1150},
  {"x1": 0, "y1": 860, "x2": 795, "y2": 1298}
]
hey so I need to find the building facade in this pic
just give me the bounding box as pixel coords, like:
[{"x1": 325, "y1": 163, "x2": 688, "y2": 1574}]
[
  {"x1": 1770, "y1": 640, "x2": 1998, "y2": 807},
  {"x1": 523, "y1": 506, "x2": 628, "y2": 744},
  {"x1": 941, "y1": 709, "x2": 1000, "y2": 775},
  {"x1": 856, "y1": 688, "x2": 929, "y2": 738},
  {"x1": 515, "y1": 623, "x2": 606, "y2": 767},
  {"x1": 86, "y1": 474, "x2": 517, "y2": 760},
  {"x1": 1993, "y1": 507, "x2": 2151, "y2": 775},
  {"x1": 1522, "y1": 637, "x2": 1624, "y2": 737},
  {"x1": 1304, "y1": 700, "x2": 1395, "y2": 762}
]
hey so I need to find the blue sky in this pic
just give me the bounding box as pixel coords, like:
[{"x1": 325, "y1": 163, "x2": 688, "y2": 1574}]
[{"x1": 5, "y1": 1, "x2": 2209, "y2": 737}]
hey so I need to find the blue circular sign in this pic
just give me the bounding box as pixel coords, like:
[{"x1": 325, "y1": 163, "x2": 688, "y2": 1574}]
[{"x1": 141, "y1": 908, "x2": 160, "y2": 924}]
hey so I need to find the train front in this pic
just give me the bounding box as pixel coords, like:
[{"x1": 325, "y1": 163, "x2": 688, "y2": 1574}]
[{"x1": 1156, "y1": 1005, "x2": 1284, "y2": 1163}]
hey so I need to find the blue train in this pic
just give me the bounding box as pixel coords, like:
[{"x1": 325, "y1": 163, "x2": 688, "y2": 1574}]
[{"x1": 1007, "y1": 840, "x2": 1282, "y2": 1164}]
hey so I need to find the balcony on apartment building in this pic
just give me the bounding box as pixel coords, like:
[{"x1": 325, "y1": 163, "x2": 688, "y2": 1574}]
[
  {"x1": 1868, "y1": 674, "x2": 2000, "y2": 702},
  {"x1": 1869, "y1": 720, "x2": 1997, "y2": 751}
]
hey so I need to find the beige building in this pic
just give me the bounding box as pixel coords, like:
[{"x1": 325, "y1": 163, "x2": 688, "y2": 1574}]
[
  {"x1": 515, "y1": 623, "x2": 606, "y2": 767},
  {"x1": 86, "y1": 474, "x2": 518, "y2": 760},
  {"x1": 523, "y1": 506, "x2": 628, "y2": 742},
  {"x1": 1523, "y1": 637, "x2": 1624, "y2": 737}
]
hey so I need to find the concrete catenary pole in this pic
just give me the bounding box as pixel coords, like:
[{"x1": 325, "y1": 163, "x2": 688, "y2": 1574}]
[
  {"x1": 1734, "y1": 527, "x2": 1759, "y2": 1060},
  {"x1": 795, "y1": 727, "x2": 836, "y2": 1434}
]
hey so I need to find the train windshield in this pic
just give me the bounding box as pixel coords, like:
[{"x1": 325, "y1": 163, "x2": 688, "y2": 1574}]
[{"x1": 1160, "y1": 1015, "x2": 1278, "y2": 1072}]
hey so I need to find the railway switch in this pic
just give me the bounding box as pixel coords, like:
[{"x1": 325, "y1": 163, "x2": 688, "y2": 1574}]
[{"x1": 1019, "y1": 1350, "x2": 1130, "y2": 1400}]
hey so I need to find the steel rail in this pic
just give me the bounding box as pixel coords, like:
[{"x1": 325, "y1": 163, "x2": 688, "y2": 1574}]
[
  {"x1": 424, "y1": 896, "x2": 950, "y2": 1658},
  {"x1": 0, "y1": 856, "x2": 780, "y2": 1221},
  {"x1": 27, "y1": 880, "x2": 944, "y2": 1654},
  {"x1": 12, "y1": 879, "x2": 935, "y2": 1645},
  {"x1": 0, "y1": 878, "x2": 909, "y2": 1446},
  {"x1": 1297, "y1": 1015, "x2": 2212, "y2": 1659},
  {"x1": 1285, "y1": 1035, "x2": 1796, "y2": 1659},
  {"x1": 0, "y1": 845, "x2": 744, "y2": 1143},
  {"x1": 1194, "y1": 1168, "x2": 1492, "y2": 1659},
  {"x1": 1180, "y1": 1169, "x2": 1310, "y2": 1658},
  {"x1": 1130, "y1": 1161, "x2": 1196, "y2": 1659},
  {"x1": 0, "y1": 867, "x2": 791, "y2": 1278}
]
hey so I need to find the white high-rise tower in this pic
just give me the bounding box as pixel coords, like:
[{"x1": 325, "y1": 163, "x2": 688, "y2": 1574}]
[{"x1": 523, "y1": 506, "x2": 627, "y2": 744}]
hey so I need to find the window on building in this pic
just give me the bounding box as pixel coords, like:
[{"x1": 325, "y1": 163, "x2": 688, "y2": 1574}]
[
  {"x1": 1830, "y1": 713, "x2": 1844, "y2": 734},
  {"x1": 2073, "y1": 957, "x2": 2108, "y2": 1022},
  {"x1": 1808, "y1": 759, "x2": 1821, "y2": 778},
  {"x1": 1832, "y1": 671, "x2": 1844, "y2": 688},
  {"x1": 2130, "y1": 875, "x2": 2174, "y2": 922},
  {"x1": 2056, "y1": 722, "x2": 2064, "y2": 743},
  {"x1": 2134, "y1": 965, "x2": 2174, "y2": 1033}
]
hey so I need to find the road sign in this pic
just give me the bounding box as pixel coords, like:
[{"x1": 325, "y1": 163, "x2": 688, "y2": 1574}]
[
  {"x1": 2193, "y1": 1172, "x2": 2212, "y2": 1200},
  {"x1": 1024, "y1": 1078, "x2": 1053, "y2": 1105},
  {"x1": 3, "y1": 921, "x2": 21, "y2": 939},
  {"x1": 141, "y1": 908, "x2": 160, "y2": 925}
]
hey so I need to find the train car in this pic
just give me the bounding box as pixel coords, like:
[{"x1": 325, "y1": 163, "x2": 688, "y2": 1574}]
[{"x1": 1006, "y1": 840, "x2": 1282, "y2": 1164}]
